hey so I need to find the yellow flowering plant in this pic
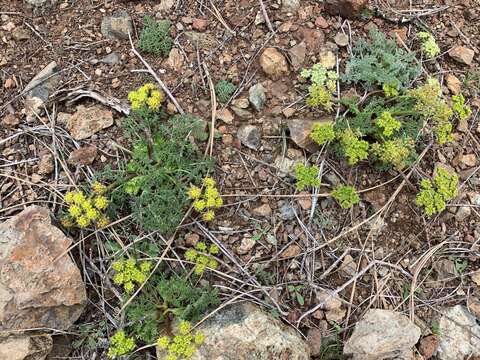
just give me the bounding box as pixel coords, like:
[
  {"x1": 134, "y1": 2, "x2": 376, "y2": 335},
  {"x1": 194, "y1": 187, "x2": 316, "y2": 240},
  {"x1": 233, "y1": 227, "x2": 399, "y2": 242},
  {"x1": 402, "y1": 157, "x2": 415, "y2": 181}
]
[
  {"x1": 61, "y1": 181, "x2": 110, "y2": 229},
  {"x1": 157, "y1": 321, "x2": 205, "y2": 360},
  {"x1": 107, "y1": 330, "x2": 136, "y2": 358},
  {"x1": 188, "y1": 177, "x2": 223, "y2": 221},
  {"x1": 112, "y1": 259, "x2": 153, "y2": 293},
  {"x1": 184, "y1": 241, "x2": 219, "y2": 275},
  {"x1": 128, "y1": 83, "x2": 165, "y2": 111}
]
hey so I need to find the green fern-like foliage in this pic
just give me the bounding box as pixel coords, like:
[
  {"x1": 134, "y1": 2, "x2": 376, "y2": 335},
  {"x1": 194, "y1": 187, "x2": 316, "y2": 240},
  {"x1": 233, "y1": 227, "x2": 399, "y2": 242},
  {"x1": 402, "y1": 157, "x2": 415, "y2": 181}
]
[
  {"x1": 331, "y1": 185, "x2": 360, "y2": 209},
  {"x1": 415, "y1": 167, "x2": 458, "y2": 216},
  {"x1": 125, "y1": 276, "x2": 219, "y2": 344},
  {"x1": 215, "y1": 80, "x2": 236, "y2": 104},
  {"x1": 294, "y1": 163, "x2": 320, "y2": 191},
  {"x1": 343, "y1": 27, "x2": 421, "y2": 90},
  {"x1": 139, "y1": 16, "x2": 173, "y2": 57},
  {"x1": 101, "y1": 111, "x2": 212, "y2": 233}
]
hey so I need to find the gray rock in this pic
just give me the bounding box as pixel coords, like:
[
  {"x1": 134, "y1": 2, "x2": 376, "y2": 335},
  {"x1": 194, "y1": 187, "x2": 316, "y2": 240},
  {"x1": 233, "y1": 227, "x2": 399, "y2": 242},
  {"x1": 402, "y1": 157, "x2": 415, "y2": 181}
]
[
  {"x1": 66, "y1": 105, "x2": 113, "y2": 140},
  {"x1": 24, "y1": 61, "x2": 60, "y2": 121},
  {"x1": 455, "y1": 206, "x2": 471, "y2": 222},
  {"x1": 101, "y1": 11, "x2": 132, "y2": 40},
  {"x1": 437, "y1": 305, "x2": 480, "y2": 360},
  {"x1": 279, "y1": 203, "x2": 296, "y2": 220},
  {"x1": 157, "y1": 302, "x2": 310, "y2": 360},
  {"x1": 288, "y1": 41, "x2": 307, "y2": 71},
  {"x1": 24, "y1": 0, "x2": 58, "y2": 15},
  {"x1": 344, "y1": 309, "x2": 421, "y2": 359},
  {"x1": 237, "y1": 125, "x2": 261, "y2": 150},
  {"x1": 282, "y1": 0, "x2": 300, "y2": 11},
  {"x1": 287, "y1": 117, "x2": 333, "y2": 152},
  {"x1": 324, "y1": 172, "x2": 341, "y2": 187},
  {"x1": 99, "y1": 52, "x2": 120, "y2": 65},
  {"x1": 248, "y1": 84, "x2": 267, "y2": 112}
]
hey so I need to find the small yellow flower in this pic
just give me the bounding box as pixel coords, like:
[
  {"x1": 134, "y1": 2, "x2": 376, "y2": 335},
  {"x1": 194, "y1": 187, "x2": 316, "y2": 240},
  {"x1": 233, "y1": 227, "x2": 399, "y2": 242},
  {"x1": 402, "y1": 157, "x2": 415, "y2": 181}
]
[
  {"x1": 165, "y1": 355, "x2": 177, "y2": 360},
  {"x1": 202, "y1": 210, "x2": 215, "y2": 221},
  {"x1": 208, "y1": 258, "x2": 218, "y2": 270},
  {"x1": 205, "y1": 196, "x2": 216, "y2": 208},
  {"x1": 203, "y1": 177, "x2": 216, "y2": 188},
  {"x1": 124, "y1": 281, "x2": 134, "y2": 293},
  {"x1": 64, "y1": 191, "x2": 75, "y2": 204},
  {"x1": 93, "y1": 196, "x2": 109, "y2": 210},
  {"x1": 194, "y1": 332, "x2": 205, "y2": 345},
  {"x1": 72, "y1": 191, "x2": 86, "y2": 204},
  {"x1": 140, "y1": 261, "x2": 152, "y2": 273},
  {"x1": 195, "y1": 242, "x2": 207, "y2": 252},
  {"x1": 185, "y1": 249, "x2": 197, "y2": 262},
  {"x1": 193, "y1": 200, "x2": 206, "y2": 212},
  {"x1": 209, "y1": 244, "x2": 219, "y2": 255},
  {"x1": 215, "y1": 197, "x2": 223, "y2": 208},
  {"x1": 76, "y1": 215, "x2": 90, "y2": 228},
  {"x1": 205, "y1": 187, "x2": 219, "y2": 200},
  {"x1": 97, "y1": 216, "x2": 110, "y2": 228},
  {"x1": 188, "y1": 186, "x2": 202, "y2": 200},
  {"x1": 68, "y1": 205, "x2": 82, "y2": 218},
  {"x1": 92, "y1": 181, "x2": 107, "y2": 195},
  {"x1": 85, "y1": 207, "x2": 99, "y2": 221},
  {"x1": 157, "y1": 336, "x2": 170, "y2": 349},
  {"x1": 194, "y1": 263, "x2": 206, "y2": 274},
  {"x1": 178, "y1": 321, "x2": 191, "y2": 335}
]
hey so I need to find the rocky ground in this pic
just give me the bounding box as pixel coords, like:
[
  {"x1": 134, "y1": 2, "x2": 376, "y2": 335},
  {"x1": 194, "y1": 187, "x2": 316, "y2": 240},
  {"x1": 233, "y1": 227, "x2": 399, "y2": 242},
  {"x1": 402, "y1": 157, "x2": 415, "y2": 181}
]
[{"x1": 1, "y1": 0, "x2": 480, "y2": 359}]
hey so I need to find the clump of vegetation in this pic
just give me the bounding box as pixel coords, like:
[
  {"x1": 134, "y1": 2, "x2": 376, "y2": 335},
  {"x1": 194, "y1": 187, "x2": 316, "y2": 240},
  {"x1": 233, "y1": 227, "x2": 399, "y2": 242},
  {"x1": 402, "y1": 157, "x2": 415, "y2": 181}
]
[
  {"x1": 112, "y1": 259, "x2": 152, "y2": 293},
  {"x1": 101, "y1": 86, "x2": 211, "y2": 233},
  {"x1": 310, "y1": 122, "x2": 335, "y2": 145},
  {"x1": 415, "y1": 167, "x2": 458, "y2": 216},
  {"x1": 375, "y1": 111, "x2": 401, "y2": 137},
  {"x1": 417, "y1": 32, "x2": 440, "y2": 59},
  {"x1": 371, "y1": 138, "x2": 414, "y2": 171},
  {"x1": 343, "y1": 27, "x2": 421, "y2": 91},
  {"x1": 125, "y1": 276, "x2": 219, "y2": 344},
  {"x1": 139, "y1": 16, "x2": 173, "y2": 57},
  {"x1": 301, "y1": 63, "x2": 338, "y2": 111},
  {"x1": 107, "y1": 330, "x2": 135, "y2": 358},
  {"x1": 185, "y1": 242, "x2": 219, "y2": 274},
  {"x1": 294, "y1": 163, "x2": 320, "y2": 190},
  {"x1": 338, "y1": 129, "x2": 370, "y2": 165},
  {"x1": 61, "y1": 182, "x2": 109, "y2": 229},
  {"x1": 188, "y1": 177, "x2": 223, "y2": 221},
  {"x1": 331, "y1": 185, "x2": 360, "y2": 209},
  {"x1": 215, "y1": 80, "x2": 236, "y2": 103},
  {"x1": 408, "y1": 78, "x2": 454, "y2": 144},
  {"x1": 452, "y1": 93, "x2": 472, "y2": 121},
  {"x1": 128, "y1": 83, "x2": 165, "y2": 111},
  {"x1": 157, "y1": 321, "x2": 205, "y2": 360}
]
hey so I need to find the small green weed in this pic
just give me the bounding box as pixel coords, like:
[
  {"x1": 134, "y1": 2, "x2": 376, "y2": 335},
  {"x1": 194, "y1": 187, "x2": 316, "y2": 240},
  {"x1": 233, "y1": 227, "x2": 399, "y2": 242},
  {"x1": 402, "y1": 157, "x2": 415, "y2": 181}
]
[
  {"x1": 287, "y1": 284, "x2": 305, "y2": 306},
  {"x1": 139, "y1": 16, "x2": 173, "y2": 57},
  {"x1": 301, "y1": 63, "x2": 338, "y2": 111},
  {"x1": 157, "y1": 321, "x2": 205, "y2": 360},
  {"x1": 331, "y1": 185, "x2": 360, "y2": 209},
  {"x1": 310, "y1": 122, "x2": 336, "y2": 146},
  {"x1": 415, "y1": 167, "x2": 458, "y2": 216},
  {"x1": 294, "y1": 163, "x2": 320, "y2": 190},
  {"x1": 417, "y1": 32, "x2": 440, "y2": 59},
  {"x1": 215, "y1": 80, "x2": 236, "y2": 103}
]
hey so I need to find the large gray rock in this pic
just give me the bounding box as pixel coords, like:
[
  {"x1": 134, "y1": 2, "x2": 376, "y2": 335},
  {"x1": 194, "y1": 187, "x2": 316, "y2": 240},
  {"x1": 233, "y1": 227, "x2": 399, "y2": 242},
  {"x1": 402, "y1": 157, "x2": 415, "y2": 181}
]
[
  {"x1": 0, "y1": 206, "x2": 86, "y2": 331},
  {"x1": 157, "y1": 302, "x2": 310, "y2": 359},
  {"x1": 0, "y1": 333, "x2": 52, "y2": 360},
  {"x1": 437, "y1": 305, "x2": 480, "y2": 360},
  {"x1": 344, "y1": 309, "x2": 421, "y2": 360},
  {"x1": 24, "y1": 61, "x2": 60, "y2": 121},
  {"x1": 101, "y1": 11, "x2": 132, "y2": 40}
]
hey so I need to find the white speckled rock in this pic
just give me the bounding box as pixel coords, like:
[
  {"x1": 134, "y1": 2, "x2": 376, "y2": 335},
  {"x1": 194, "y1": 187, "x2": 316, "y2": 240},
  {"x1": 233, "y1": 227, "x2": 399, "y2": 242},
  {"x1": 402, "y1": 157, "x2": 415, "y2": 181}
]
[{"x1": 157, "y1": 303, "x2": 310, "y2": 360}]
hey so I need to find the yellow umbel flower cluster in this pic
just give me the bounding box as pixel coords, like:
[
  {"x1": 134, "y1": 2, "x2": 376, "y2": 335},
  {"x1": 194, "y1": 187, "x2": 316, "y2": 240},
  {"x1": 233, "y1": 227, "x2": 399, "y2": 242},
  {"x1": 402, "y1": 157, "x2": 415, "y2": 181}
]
[
  {"x1": 188, "y1": 177, "x2": 223, "y2": 221},
  {"x1": 184, "y1": 241, "x2": 219, "y2": 275},
  {"x1": 112, "y1": 259, "x2": 153, "y2": 293},
  {"x1": 157, "y1": 321, "x2": 205, "y2": 360},
  {"x1": 62, "y1": 182, "x2": 109, "y2": 229},
  {"x1": 128, "y1": 83, "x2": 165, "y2": 111},
  {"x1": 107, "y1": 330, "x2": 136, "y2": 359}
]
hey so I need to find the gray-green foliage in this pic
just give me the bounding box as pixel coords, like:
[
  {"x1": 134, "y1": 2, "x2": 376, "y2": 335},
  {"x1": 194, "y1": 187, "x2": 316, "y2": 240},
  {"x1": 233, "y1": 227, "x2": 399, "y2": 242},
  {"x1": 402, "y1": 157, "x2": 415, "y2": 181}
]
[
  {"x1": 343, "y1": 27, "x2": 421, "y2": 90},
  {"x1": 215, "y1": 80, "x2": 236, "y2": 103},
  {"x1": 139, "y1": 16, "x2": 173, "y2": 57},
  {"x1": 101, "y1": 110, "x2": 212, "y2": 233}
]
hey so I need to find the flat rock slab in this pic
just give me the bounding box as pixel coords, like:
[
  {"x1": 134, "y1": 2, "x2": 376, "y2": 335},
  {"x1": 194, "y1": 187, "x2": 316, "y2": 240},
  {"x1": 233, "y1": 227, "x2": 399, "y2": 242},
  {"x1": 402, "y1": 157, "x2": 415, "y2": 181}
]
[
  {"x1": 344, "y1": 309, "x2": 421, "y2": 360},
  {"x1": 157, "y1": 302, "x2": 310, "y2": 360},
  {"x1": 0, "y1": 333, "x2": 52, "y2": 360},
  {"x1": 66, "y1": 105, "x2": 113, "y2": 140},
  {"x1": 0, "y1": 206, "x2": 86, "y2": 331}
]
